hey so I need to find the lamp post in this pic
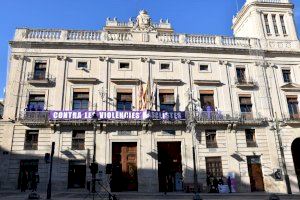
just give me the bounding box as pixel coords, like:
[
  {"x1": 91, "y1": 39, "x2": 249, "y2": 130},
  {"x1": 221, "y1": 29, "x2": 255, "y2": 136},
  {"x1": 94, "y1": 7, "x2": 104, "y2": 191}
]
[
  {"x1": 186, "y1": 90, "x2": 202, "y2": 200},
  {"x1": 91, "y1": 112, "x2": 98, "y2": 195},
  {"x1": 46, "y1": 142, "x2": 55, "y2": 199},
  {"x1": 271, "y1": 113, "x2": 292, "y2": 194}
]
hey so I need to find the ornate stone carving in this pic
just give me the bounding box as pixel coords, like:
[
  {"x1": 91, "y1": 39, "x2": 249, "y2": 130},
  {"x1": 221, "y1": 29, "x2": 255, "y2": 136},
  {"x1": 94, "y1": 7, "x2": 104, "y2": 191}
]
[{"x1": 132, "y1": 10, "x2": 154, "y2": 32}]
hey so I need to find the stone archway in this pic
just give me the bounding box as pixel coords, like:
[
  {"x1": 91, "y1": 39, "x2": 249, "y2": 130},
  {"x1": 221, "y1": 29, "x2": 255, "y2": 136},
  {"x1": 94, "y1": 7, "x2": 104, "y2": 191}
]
[{"x1": 291, "y1": 138, "x2": 300, "y2": 190}]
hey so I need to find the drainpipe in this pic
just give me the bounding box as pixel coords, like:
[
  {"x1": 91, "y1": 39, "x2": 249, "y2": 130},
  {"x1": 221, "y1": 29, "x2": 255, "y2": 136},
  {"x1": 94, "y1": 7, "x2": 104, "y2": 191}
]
[
  {"x1": 271, "y1": 64, "x2": 284, "y2": 117},
  {"x1": 261, "y1": 63, "x2": 274, "y2": 118},
  {"x1": 224, "y1": 61, "x2": 234, "y2": 116},
  {"x1": 14, "y1": 55, "x2": 26, "y2": 120},
  {"x1": 59, "y1": 56, "x2": 68, "y2": 110}
]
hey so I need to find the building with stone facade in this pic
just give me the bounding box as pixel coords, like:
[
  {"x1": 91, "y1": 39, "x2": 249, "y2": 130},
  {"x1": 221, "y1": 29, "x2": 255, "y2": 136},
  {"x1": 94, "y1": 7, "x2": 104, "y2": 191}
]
[{"x1": 0, "y1": 0, "x2": 300, "y2": 194}]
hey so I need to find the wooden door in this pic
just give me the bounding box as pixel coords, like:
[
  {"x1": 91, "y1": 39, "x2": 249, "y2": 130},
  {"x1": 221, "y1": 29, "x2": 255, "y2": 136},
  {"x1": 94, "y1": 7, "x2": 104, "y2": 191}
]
[
  {"x1": 247, "y1": 156, "x2": 265, "y2": 192},
  {"x1": 112, "y1": 142, "x2": 137, "y2": 191}
]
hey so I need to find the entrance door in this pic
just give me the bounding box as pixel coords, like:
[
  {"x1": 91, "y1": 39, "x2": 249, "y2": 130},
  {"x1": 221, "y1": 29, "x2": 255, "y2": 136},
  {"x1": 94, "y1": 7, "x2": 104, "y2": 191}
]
[
  {"x1": 247, "y1": 156, "x2": 265, "y2": 192},
  {"x1": 111, "y1": 142, "x2": 137, "y2": 192},
  {"x1": 18, "y1": 159, "x2": 39, "y2": 190},
  {"x1": 157, "y1": 142, "x2": 183, "y2": 192},
  {"x1": 68, "y1": 160, "x2": 86, "y2": 188},
  {"x1": 292, "y1": 138, "x2": 300, "y2": 190}
]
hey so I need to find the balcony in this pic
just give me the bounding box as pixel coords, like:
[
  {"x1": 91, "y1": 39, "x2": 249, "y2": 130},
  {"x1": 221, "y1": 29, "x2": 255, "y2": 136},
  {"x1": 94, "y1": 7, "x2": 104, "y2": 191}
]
[
  {"x1": 283, "y1": 113, "x2": 300, "y2": 124},
  {"x1": 19, "y1": 111, "x2": 49, "y2": 125},
  {"x1": 235, "y1": 77, "x2": 258, "y2": 88},
  {"x1": 27, "y1": 72, "x2": 56, "y2": 86},
  {"x1": 190, "y1": 111, "x2": 236, "y2": 125},
  {"x1": 237, "y1": 112, "x2": 267, "y2": 125}
]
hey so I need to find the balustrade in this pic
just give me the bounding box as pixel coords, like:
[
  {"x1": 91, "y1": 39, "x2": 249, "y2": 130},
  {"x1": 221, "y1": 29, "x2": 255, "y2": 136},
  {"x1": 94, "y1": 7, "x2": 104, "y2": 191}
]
[
  {"x1": 186, "y1": 35, "x2": 216, "y2": 45},
  {"x1": 67, "y1": 30, "x2": 102, "y2": 41},
  {"x1": 27, "y1": 29, "x2": 61, "y2": 40}
]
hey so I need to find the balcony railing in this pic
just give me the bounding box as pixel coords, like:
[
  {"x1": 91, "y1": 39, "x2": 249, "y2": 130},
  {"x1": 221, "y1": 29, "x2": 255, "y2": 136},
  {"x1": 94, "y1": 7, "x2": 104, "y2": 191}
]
[
  {"x1": 190, "y1": 111, "x2": 236, "y2": 123},
  {"x1": 283, "y1": 112, "x2": 300, "y2": 123},
  {"x1": 235, "y1": 77, "x2": 258, "y2": 87},
  {"x1": 237, "y1": 112, "x2": 266, "y2": 124},
  {"x1": 19, "y1": 111, "x2": 49, "y2": 125},
  {"x1": 27, "y1": 72, "x2": 56, "y2": 85}
]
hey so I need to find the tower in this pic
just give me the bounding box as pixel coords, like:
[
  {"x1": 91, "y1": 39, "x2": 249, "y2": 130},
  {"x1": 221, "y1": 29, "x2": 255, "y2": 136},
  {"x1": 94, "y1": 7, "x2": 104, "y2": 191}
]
[{"x1": 232, "y1": 0, "x2": 298, "y2": 41}]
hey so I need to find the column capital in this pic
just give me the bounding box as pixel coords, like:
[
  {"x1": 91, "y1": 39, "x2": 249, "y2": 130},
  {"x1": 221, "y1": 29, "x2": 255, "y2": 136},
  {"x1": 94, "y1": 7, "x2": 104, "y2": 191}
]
[
  {"x1": 99, "y1": 56, "x2": 112, "y2": 62},
  {"x1": 181, "y1": 58, "x2": 192, "y2": 64},
  {"x1": 140, "y1": 57, "x2": 151, "y2": 63}
]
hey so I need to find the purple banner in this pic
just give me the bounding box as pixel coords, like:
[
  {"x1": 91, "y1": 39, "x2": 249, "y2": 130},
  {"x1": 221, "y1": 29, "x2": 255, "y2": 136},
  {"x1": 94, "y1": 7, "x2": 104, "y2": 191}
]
[{"x1": 49, "y1": 110, "x2": 185, "y2": 121}]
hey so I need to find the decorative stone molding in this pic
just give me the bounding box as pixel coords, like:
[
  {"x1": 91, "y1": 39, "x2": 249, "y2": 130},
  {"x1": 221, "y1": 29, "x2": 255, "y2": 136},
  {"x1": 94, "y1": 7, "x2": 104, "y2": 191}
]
[{"x1": 181, "y1": 58, "x2": 192, "y2": 64}]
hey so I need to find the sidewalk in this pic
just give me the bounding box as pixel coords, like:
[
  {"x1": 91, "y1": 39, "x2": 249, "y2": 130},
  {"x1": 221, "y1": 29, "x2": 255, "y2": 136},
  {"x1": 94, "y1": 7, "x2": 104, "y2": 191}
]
[{"x1": 0, "y1": 190, "x2": 299, "y2": 200}]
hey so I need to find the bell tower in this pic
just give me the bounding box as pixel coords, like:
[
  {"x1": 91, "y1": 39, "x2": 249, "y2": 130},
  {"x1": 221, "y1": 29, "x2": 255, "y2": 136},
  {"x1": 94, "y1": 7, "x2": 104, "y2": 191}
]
[{"x1": 232, "y1": 0, "x2": 298, "y2": 41}]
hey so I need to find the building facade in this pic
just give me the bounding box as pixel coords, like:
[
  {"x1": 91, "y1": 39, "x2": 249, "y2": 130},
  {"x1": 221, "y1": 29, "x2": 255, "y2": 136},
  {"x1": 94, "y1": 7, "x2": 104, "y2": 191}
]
[{"x1": 0, "y1": 0, "x2": 300, "y2": 194}]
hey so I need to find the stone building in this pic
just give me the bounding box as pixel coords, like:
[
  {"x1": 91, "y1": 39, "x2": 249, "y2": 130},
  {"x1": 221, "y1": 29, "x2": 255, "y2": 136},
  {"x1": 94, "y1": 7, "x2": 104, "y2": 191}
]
[{"x1": 0, "y1": 0, "x2": 300, "y2": 194}]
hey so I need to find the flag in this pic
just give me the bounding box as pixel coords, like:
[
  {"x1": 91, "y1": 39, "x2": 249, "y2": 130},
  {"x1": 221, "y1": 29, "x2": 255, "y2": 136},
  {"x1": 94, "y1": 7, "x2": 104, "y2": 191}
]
[{"x1": 138, "y1": 81, "x2": 143, "y2": 110}]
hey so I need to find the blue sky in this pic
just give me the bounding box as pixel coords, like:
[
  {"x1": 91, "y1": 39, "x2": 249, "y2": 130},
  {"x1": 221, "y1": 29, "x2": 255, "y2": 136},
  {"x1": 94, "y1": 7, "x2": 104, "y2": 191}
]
[{"x1": 0, "y1": 0, "x2": 299, "y2": 99}]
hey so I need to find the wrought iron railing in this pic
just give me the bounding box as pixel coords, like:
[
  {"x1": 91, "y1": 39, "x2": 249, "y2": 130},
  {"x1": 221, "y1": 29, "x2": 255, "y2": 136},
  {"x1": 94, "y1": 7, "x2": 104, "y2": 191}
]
[
  {"x1": 19, "y1": 111, "x2": 49, "y2": 124},
  {"x1": 235, "y1": 77, "x2": 258, "y2": 87},
  {"x1": 27, "y1": 72, "x2": 56, "y2": 84},
  {"x1": 191, "y1": 111, "x2": 235, "y2": 122},
  {"x1": 283, "y1": 112, "x2": 300, "y2": 122}
]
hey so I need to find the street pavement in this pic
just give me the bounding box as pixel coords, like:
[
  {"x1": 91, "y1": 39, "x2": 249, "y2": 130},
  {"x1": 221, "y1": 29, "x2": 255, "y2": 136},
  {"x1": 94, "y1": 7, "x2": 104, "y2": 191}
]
[{"x1": 0, "y1": 191, "x2": 300, "y2": 200}]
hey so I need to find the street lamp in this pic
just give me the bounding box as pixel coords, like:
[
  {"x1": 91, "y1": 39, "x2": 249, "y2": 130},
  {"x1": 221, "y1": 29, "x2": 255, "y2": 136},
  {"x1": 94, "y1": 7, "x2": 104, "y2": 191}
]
[
  {"x1": 90, "y1": 112, "x2": 98, "y2": 197},
  {"x1": 270, "y1": 113, "x2": 292, "y2": 194},
  {"x1": 186, "y1": 90, "x2": 202, "y2": 200}
]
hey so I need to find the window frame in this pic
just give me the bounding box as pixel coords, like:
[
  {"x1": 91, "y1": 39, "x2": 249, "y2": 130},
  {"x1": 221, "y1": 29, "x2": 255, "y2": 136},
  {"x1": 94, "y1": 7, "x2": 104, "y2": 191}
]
[
  {"x1": 159, "y1": 62, "x2": 173, "y2": 72},
  {"x1": 116, "y1": 92, "x2": 133, "y2": 111},
  {"x1": 75, "y1": 59, "x2": 91, "y2": 70},
  {"x1": 118, "y1": 60, "x2": 132, "y2": 71},
  {"x1": 198, "y1": 63, "x2": 211, "y2": 73},
  {"x1": 159, "y1": 92, "x2": 175, "y2": 112},
  {"x1": 282, "y1": 68, "x2": 292, "y2": 83},
  {"x1": 205, "y1": 157, "x2": 223, "y2": 178},
  {"x1": 24, "y1": 130, "x2": 39, "y2": 150},
  {"x1": 27, "y1": 94, "x2": 45, "y2": 111},
  {"x1": 245, "y1": 129, "x2": 257, "y2": 148},
  {"x1": 279, "y1": 15, "x2": 287, "y2": 36},
  {"x1": 71, "y1": 130, "x2": 85, "y2": 150},
  {"x1": 205, "y1": 130, "x2": 217, "y2": 148},
  {"x1": 72, "y1": 89, "x2": 90, "y2": 111},
  {"x1": 263, "y1": 14, "x2": 271, "y2": 35},
  {"x1": 272, "y1": 14, "x2": 279, "y2": 36}
]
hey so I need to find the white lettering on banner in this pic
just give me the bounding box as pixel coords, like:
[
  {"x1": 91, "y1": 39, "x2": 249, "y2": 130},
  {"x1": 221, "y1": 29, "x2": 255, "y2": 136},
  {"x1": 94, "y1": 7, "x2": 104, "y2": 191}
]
[{"x1": 53, "y1": 112, "x2": 58, "y2": 119}]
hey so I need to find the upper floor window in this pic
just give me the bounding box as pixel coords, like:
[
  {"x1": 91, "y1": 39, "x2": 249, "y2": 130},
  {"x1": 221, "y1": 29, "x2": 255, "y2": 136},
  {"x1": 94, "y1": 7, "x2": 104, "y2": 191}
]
[
  {"x1": 236, "y1": 67, "x2": 246, "y2": 83},
  {"x1": 77, "y1": 61, "x2": 88, "y2": 69},
  {"x1": 199, "y1": 64, "x2": 209, "y2": 72},
  {"x1": 206, "y1": 130, "x2": 217, "y2": 148},
  {"x1": 239, "y1": 96, "x2": 253, "y2": 120},
  {"x1": 72, "y1": 89, "x2": 89, "y2": 110},
  {"x1": 159, "y1": 91, "x2": 175, "y2": 112},
  {"x1": 72, "y1": 130, "x2": 85, "y2": 150},
  {"x1": 119, "y1": 62, "x2": 130, "y2": 70},
  {"x1": 287, "y1": 96, "x2": 299, "y2": 119},
  {"x1": 24, "y1": 130, "x2": 38, "y2": 150},
  {"x1": 280, "y1": 15, "x2": 287, "y2": 35},
  {"x1": 117, "y1": 92, "x2": 132, "y2": 111},
  {"x1": 27, "y1": 94, "x2": 45, "y2": 111},
  {"x1": 264, "y1": 14, "x2": 271, "y2": 35},
  {"x1": 160, "y1": 63, "x2": 171, "y2": 71},
  {"x1": 245, "y1": 129, "x2": 257, "y2": 147},
  {"x1": 200, "y1": 91, "x2": 215, "y2": 111},
  {"x1": 33, "y1": 61, "x2": 47, "y2": 80},
  {"x1": 282, "y1": 69, "x2": 291, "y2": 83},
  {"x1": 272, "y1": 14, "x2": 279, "y2": 35}
]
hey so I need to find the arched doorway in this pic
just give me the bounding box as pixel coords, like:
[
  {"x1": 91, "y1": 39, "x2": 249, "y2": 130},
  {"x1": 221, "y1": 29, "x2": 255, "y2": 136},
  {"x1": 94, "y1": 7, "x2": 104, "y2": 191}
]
[{"x1": 292, "y1": 138, "x2": 300, "y2": 190}]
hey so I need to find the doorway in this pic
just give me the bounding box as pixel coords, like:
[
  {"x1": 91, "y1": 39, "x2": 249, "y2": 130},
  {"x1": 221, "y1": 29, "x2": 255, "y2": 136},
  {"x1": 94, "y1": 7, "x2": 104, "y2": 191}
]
[
  {"x1": 111, "y1": 142, "x2": 138, "y2": 192},
  {"x1": 18, "y1": 159, "x2": 39, "y2": 190},
  {"x1": 157, "y1": 142, "x2": 183, "y2": 192},
  {"x1": 292, "y1": 138, "x2": 300, "y2": 190},
  {"x1": 247, "y1": 156, "x2": 265, "y2": 192},
  {"x1": 68, "y1": 160, "x2": 86, "y2": 188}
]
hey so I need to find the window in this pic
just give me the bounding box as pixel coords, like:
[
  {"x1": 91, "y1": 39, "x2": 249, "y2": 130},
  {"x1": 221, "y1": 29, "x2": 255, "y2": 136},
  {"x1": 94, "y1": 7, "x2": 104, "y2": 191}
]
[
  {"x1": 272, "y1": 14, "x2": 279, "y2": 35},
  {"x1": 159, "y1": 92, "x2": 175, "y2": 112},
  {"x1": 264, "y1": 14, "x2": 271, "y2": 35},
  {"x1": 72, "y1": 130, "x2": 85, "y2": 150},
  {"x1": 200, "y1": 91, "x2": 215, "y2": 111},
  {"x1": 119, "y1": 62, "x2": 130, "y2": 70},
  {"x1": 245, "y1": 129, "x2": 257, "y2": 147},
  {"x1": 239, "y1": 96, "x2": 253, "y2": 119},
  {"x1": 162, "y1": 130, "x2": 176, "y2": 135},
  {"x1": 160, "y1": 63, "x2": 171, "y2": 71},
  {"x1": 117, "y1": 93, "x2": 132, "y2": 111},
  {"x1": 206, "y1": 130, "x2": 217, "y2": 148},
  {"x1": 287, "y1": 96, "x2": 299, "y2": 119},
  {"x1": 33, "y1": 61, "x2": 47, "y2": 80},
  {"x1": 24, "y1": 130, "x2": 38, "y2": 150},
  {"x1": 206, "y1": 157, "x2": 223, "y2": 178},
  {"x1": 72, "y1": 89, "x2": 89, "y2": 110},
  {"x1": 77, "y1": 61, "x2": 88, "y2": 69},
  {"x1": 282, "y1": 69, "x2": 291, "y2": 83},
  {"x1": 280, "y1": 15, "x2": 287, "y2": 35},
  {"x1": 199, "y1": 64, "x2": 209, "y2": 72},
  {"x1": 27, "y1": 94, "x2": 45, "y2": 111},
  {"x1": 236, "y1": 67, "x2": 246, "y2": 83}
]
